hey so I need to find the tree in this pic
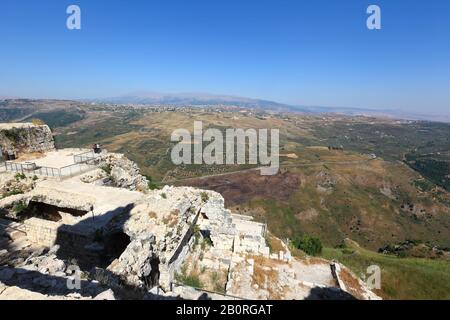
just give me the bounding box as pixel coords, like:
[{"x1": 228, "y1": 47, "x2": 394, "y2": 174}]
[{"x1": 293, "y1": 235, "x2": 322, "y2": 256}]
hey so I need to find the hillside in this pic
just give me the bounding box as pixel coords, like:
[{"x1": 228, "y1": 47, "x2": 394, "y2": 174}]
[
  {"x1": 321, "y1": 239, "x2": 450, "y2": 300},
  {"x1": 1, "y1": 99, "x2": 450, "y2": 251}
]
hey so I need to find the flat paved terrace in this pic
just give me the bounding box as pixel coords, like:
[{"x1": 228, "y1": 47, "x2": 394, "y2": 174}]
[
  {"x1": 14, "y1": 148, "x2": 91, "y2": 168},
  {"x1": 6, "y1": 148, "x2": 105, "y2": 178},
  {"x1": 30, "y1": 180, "x2": 145, "y2": 231}
]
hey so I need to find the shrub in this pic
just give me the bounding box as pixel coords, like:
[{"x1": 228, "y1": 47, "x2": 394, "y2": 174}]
[
  {"x1": 13, "y1": 201, "x2": 28, "y2": 215},
  {"x1": 200, "y1": 192, "x2": 209, "y2": 203},
  {"x1": 15, "y1": 173, "x2": 26, "y2": 180},
  {"x1": 175, "y1": 265, "x2": 203, "y2": 288},
  {"x1": 203, "y1": 236, "x2": 213, "y2": 247},
  {"x1": 31, "y1": 119, "x2": 46, "y2": 126},
  {"x1": 2, "y1": 189, "x2": 24, "y2": 198},
  {"x1": 145, "y1": 175, "x2": 160, "y2": 190},
  {"x1": 342, "y1": 248, "x2": 355, "y2": 255},
  {"x1": 3, "y1": 128, "x2": 21, "y2": 141},
  {"x1": 292, "y1": 235, "x2": 323, "y2": 256},
  {"x1": 148, "y1": 181, "x2": 160, "y2": 190},
  {"x1": 161, "y1": 192, "x2": 167, "y2": 199},
  {"x1": 101, "y1": 164, "x2": 112, "y2": 175},
  {"x1": 180, "y1": 274, "x2": 202, "y2": 288}
]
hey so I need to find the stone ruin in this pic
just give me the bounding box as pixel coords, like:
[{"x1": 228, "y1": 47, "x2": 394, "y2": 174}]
[{"x1": 0, "y1": 123, "x2": 380, "y2": 300}]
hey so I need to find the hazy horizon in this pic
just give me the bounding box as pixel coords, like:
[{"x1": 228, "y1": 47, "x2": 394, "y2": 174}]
[{"x1": 1, "y1": 0, "x2": 449, "y2": 115}]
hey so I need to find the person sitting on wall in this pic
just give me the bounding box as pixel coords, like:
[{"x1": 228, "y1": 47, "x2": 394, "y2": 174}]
[{"x1": 93, "y1": 143, "x2": 101, "y2": 154}]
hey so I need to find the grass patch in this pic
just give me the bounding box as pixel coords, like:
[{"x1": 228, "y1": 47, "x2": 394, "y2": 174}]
[
  {"x1": 321, "y1": 241, "x2": 450, "y2": 300},
  {"x1": 211, "y1": 271, "x2": 225, "y2": 294},
  {"x1": 175, "y1": 265, "x2": 203, "y2": 288},
  {"x1": 2, "y1": 189, "x2": 24, "y2": 198}
]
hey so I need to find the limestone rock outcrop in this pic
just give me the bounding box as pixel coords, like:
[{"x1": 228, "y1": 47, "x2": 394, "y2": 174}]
[
  {"x1": 0, "y1": 245, "x2": 111, "y2": 299},
  {"x1": 0, "y1": 123, "x2": 55, "y2": 156},
  {"x1": 0, "y1": 172, "x2": 38, "y2": 198},
  {"x1": 93, "y1": 153, "x2": 149, "y2": 192}
]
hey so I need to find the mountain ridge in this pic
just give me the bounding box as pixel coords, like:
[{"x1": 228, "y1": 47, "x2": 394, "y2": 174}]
[
  {"x1": 2, "y1": 92, "x2": 449, "y2": 122},
  {"x1": 86, "y1": 91, "x2": 450, "y2": 122}
]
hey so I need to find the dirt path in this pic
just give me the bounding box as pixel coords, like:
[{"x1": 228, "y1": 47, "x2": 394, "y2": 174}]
[{"x1": 158, "y1": 160, "x2": 371, "y2": 184}]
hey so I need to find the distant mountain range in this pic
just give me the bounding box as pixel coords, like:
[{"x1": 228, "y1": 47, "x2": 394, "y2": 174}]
[
  {"x1": 87, "y1": 91, "x2": 450, "y2": 122},
  {"x1": 0, "y1": 96, "x2": 20, "y2": 100},
  {"x1": 88, "y1": 91, "x2": 291, "y2": 111},
  {"x1": 2, "y1": 91, "x2": 448, "y2": 122},
  {"x1": 296, "y1": 105, "x2": 450, "y2": 123}
]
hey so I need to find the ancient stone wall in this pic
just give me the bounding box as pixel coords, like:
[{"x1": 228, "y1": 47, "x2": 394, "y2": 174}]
[
  {"x1": 23, "y1": 217, "x2": 102, "y2": 267},
  {"x1": 23, "y1": 218, "x2": 60, "y2": 247},
  {"x1": 55, "y1": 225, "x2": 103, "y2": 267}
]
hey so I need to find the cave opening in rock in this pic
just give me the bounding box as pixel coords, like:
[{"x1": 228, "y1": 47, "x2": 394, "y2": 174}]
[
  {"x1": 103, "y1": 232, "x2": 131, "y2": 266},
  {"x1": 17, "y1": 201, "x2": 88, "y2": 222},
  {"x1": 147, "y1": 257, "x2": 160, "y2": 289}
]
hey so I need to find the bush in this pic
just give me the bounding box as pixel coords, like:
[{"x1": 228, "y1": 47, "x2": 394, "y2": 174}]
[
  {"x1": 2, "y1": 189, "x2": 24, "y2": 198},
  {"x1": 161, "y1": 193, "x2": 167, "y2": 199},
  {"x1": 101, "y1": 164, "x2": 112, "y2": 175},
  {"x1": 31, "y1": 119, "x2": 46, "y2": 126},
  {"x1": 292, "y1": 235, "x2": 323, "y2": 256},
  {"x1": 3, "y1": 128, "x2": 21, "y2": 141},
  {"x1": 178, "y1": 274, "x2": 202, "y2": 288},
  {"x1": 13, "y1": 201, "x2": 28, "y2": 215},
  {"x1": 148, "y1": 181, "x2": 160, "y2": 190},
  {"x1": 201, "y1": 236, "x2": 213, "y2": 249},
  {"x1": 145, "y1": 175, "x2": 160, "y2": 190},
  {"x1": 200, "y1": 192, "x2": 209, "y2": 203},
  {"x1": 15, "y1": 173, "x2": 26, "y2": 180}
]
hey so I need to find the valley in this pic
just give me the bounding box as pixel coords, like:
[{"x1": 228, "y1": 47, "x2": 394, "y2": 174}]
[{"x1": 1, "y1": 99, "x2": 449, "y2": 299}]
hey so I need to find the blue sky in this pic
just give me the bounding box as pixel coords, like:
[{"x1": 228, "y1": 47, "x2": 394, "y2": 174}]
[{"x1": 1, "y1": 0, "x2": 449, "y2": 114}]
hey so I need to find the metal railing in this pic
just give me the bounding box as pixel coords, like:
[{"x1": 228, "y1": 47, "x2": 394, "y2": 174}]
[
  {"x1": 4, "y1": 161, "x2": 36, "y2": 173},
  {"x1": 60, "y1": 162, "x2": 96, "y2": 178},
  {"x1": 74, "y1": 150, "x2": 96, "y2": 163},
  {"x1": 33, "y1": 165, "x2": 61, "y2": 177},
  {"x1": 4, "y1": 150, "x2": 106, "y2": 179}
]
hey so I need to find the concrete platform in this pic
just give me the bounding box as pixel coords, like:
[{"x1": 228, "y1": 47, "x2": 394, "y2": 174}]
[
  {"x1": 32, "y1": 180, "x2": 145, "y2": 229},
  {"x1": 14, "y1": 149, "x2": 90, "y2": 169}
]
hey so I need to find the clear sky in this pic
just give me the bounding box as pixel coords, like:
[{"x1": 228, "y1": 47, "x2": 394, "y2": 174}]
[{"x1": 1, "y1": 0, "x2": 449, "y2": 114}]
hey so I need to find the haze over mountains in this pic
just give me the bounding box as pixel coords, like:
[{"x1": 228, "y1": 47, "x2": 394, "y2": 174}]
[
  {"x1": 86, "y1": 91, "x2": 450, "y2": 122},
  {"x1": 1, "y1": 91, "x2": 447, "y2": 122},
  {"x1": 87, "y1": 91, "x2": 290, "y2": 111}
]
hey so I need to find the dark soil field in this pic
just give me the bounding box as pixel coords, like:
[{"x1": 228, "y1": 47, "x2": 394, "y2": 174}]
[{"x1": 183, "y1": 169, "x2": 301, "y2": 205}]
